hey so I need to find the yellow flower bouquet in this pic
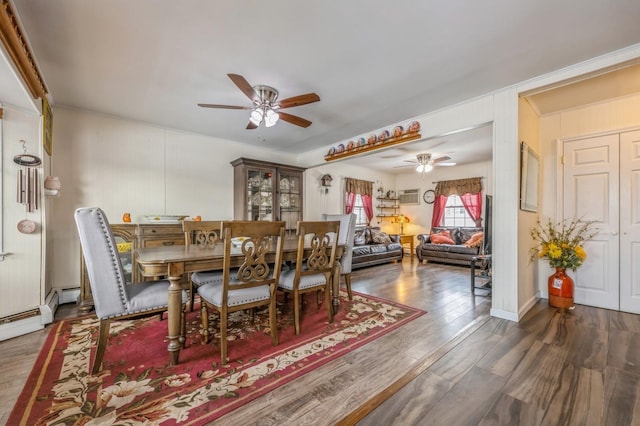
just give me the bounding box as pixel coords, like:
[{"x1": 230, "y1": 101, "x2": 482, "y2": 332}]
[{"x1": 530, "y1": 218, "x2": 597, "y2": 271}]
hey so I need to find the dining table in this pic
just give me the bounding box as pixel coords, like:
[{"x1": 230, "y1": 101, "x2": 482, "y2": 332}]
[{"x1": 135, "y1": 238, "x2": 344, "y2": 365}]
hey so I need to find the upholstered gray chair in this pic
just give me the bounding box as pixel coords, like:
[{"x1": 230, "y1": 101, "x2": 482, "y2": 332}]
[
  {"x1": 322, "y1": 213, "x2": 356, "y2": 300},
  {"x1": 74, "y1": 207, "x2": 187, "y2": 374},
  {"x1": 278, "y1": 220, "x2": 340, "y2": 334},
  {"x1": 197, "y1": 220, "x2": 285, "y2": 364}
]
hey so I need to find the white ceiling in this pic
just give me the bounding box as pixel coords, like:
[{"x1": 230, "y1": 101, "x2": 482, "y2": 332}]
[{"x1": 8, "y1": 0, "x2": 640, "y2": 171}]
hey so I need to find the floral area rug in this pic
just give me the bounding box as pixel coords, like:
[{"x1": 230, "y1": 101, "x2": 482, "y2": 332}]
[{"x1": 9, "y1": 291, "x2": 425, "y2": 425}]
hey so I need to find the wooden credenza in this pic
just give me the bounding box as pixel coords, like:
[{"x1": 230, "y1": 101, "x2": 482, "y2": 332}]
[{"x1": 78, "y1": 223, "x2": 184, "y2": 313}]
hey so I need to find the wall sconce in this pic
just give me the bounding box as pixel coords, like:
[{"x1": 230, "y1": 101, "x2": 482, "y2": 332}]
[{"x1": 320, "y1": 174, "x2": 333, "y2": 193}]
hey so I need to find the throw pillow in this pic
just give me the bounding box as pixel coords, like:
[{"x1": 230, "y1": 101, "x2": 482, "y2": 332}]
[
  {"x1": 464, "y1": 231, "x2": 484, "y2": 248},
  {"x1": 430, "y1": 230, "x2": 455, "y2": 245},
  {"x1": 370, "y1": 228, "x2": 392, "y2": 244},
  {"x1": 354, "y1": 229, "x2": 367, "y2": 246}
]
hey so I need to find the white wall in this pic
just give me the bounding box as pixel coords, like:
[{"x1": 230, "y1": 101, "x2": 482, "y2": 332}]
[
  {"x1": 49, "y1": 107, "x2": 301, "y2": 290},
  {"x1": 518, "y1": 98, "x2": 541, "y2": 316},
  {"x1": 0, "y1": 108, "x2": 44, "y2": 317}
]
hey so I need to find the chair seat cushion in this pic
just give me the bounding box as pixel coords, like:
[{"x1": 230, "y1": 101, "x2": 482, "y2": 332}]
[
  {"x1": 197, "y1": 281, "x2": 271, "y2": 307},
  {"x1": 191, "y1": 271, "x2": 222, "y2": 286},
  {"x1": 124, "y1": 280, "x2": 188, "y2": 316},
  {"x1": 278, "y1": 270, "x2": 327, "y2": 291}
]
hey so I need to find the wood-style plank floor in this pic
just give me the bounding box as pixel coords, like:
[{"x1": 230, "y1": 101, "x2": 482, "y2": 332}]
[{"x1": 2, "y1": 258, "x2": 639, "y2": 425}]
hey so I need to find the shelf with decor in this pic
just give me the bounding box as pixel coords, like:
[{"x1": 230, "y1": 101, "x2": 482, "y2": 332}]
[
  {"x1": 376, "y1": 196, "x2": 399, "y2": 219},
  {"x1": 325, "y1": 132, "x2": 422, "y2": 162}
]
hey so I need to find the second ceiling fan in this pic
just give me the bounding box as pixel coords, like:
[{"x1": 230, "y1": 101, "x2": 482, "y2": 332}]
[{"x1": 198, "y1": 74, "x2": 320, "y2": 129}]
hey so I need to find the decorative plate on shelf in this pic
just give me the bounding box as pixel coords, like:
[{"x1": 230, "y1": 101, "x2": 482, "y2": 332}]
[{"x1": 144, "y1": 215, "x2": 188, "y2": 223}]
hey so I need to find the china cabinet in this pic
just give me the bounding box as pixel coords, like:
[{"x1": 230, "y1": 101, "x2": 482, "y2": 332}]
[{"x1": 231, "y1": 158, "x2": 305, "y2": 231}]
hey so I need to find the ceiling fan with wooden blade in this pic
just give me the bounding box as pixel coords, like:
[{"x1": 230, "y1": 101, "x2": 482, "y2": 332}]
[
  {"x1": 198, "y1": 73, "x2": 320, "y2": 129},
  {"x1": 393, "y1": 153, "x2": 456, "y2": 171}
]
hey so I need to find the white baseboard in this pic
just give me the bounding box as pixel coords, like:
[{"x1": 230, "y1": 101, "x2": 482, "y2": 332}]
[
  {"x1": 490, "y1": 307, "x2": 519, "y2": 322},
  {"x1": 59, "y1": 288, "x2": 80, "y2": 305},
  {"x1": 0, "y1": 316, "x2": 44, "y2": 341},
  {"x1": 519, "y1": 294, "x2": 540, "y2": 319},
  {"x1": 39, "y1": 289, "x2": 60, "y2": 324}
]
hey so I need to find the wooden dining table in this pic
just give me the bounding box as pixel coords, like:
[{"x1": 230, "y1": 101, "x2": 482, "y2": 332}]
[{"x1": 135, "y1": 239, "x2": 344, "y2": 365}]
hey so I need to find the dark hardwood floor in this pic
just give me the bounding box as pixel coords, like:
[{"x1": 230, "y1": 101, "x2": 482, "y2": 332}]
[{"x1": 2, "y1": 258, "x2": 639, "y2": 425}]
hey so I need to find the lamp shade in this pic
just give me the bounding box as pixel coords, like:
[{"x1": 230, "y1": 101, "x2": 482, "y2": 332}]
[
  {"x1": 264, "y1": 108, "x2": 279, "y2": 127},
  {"x1": 416, "y1": 163, "x2": 433, "y2": 173}
]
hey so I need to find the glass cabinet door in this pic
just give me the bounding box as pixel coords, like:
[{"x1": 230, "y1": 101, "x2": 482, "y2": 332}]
[
  {"x1": 278, "y1": 171, "x2": 302, "y2": 231},
  {"x1": 247, "y1": 169, "x2": 274, "y2": 221}
]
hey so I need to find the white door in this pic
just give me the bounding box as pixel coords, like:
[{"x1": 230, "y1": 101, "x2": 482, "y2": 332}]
[
  {"x1": 620, "y1": 130, "x2": 640, "y2": 313},
  {"x1": 563, "y1": 134, "x2": 620, "y2": 310}
]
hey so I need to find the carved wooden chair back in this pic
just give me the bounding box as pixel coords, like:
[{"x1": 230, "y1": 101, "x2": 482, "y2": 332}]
[
  {"x1": 278, "y1": 220, "x2": 340, "y2": 334},
  {"x1": 197, "y1": 220, "x2": 286, "y2": 363}
]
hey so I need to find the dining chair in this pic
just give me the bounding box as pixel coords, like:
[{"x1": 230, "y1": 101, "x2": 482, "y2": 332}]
[
  {"x1": 182, "y1": 220, "x2": 225, "y2": 310},
  {"x1": 278, "y1": 220, "x2": 340, "y2": 335},
  {"x1": 322, "y1": 213, "x2": 356, "y2": 300},
  {"x1": 197, "y1": 220, "x2": 285, "y2": 363},
  {"x1": 74, "y1": 207, "x2": 187, "y2": 374}
]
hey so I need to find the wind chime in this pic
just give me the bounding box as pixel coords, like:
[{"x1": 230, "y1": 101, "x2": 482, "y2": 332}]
[{"x1": 13, "y1": 140, "x2": 41, "y2": 233}]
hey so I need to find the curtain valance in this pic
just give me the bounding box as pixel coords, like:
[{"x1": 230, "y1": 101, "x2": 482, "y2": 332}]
[
  {"x1": 345, "y1": 178, "x2": 373, "y2": 196},
  {"x1": 434, "y1": 177, "x2": 482, "y2": 197}
]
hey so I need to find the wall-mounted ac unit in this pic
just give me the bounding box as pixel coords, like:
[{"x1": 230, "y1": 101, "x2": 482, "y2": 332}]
[{"x1": 398, "y1": 189, "x2": 420, "y2": 205}]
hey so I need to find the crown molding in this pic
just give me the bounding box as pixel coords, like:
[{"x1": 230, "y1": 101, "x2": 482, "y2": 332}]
[{"x1": 0, "y1": 0, "x2": 47, "y2": 99}]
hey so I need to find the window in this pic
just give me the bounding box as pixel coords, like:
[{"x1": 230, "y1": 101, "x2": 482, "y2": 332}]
[
  {"x1": 441, "y1": 195, "x2": 475, "y2": 227},
  {"x1": 351, "y1": 194, "x2": 368, "y2": 227}
]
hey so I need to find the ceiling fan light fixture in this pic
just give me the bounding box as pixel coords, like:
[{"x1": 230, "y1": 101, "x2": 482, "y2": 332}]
[
  {"x1": 264, "y1": 108, "x2": 279, "y2": 127},
  {"x1": 416, "y1": 163, "x2": 433, "y2": 173},
  {"x1": 249, "y1": 108, "x2": 264, "y2": 125}
]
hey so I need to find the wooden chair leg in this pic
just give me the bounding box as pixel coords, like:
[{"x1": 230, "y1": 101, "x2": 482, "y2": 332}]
[
  {"x1": 345, "y1": 273, "x2": 353, "y2": 301},
  {"x1": 325, "y1": 284, "x2": 334, "y2": 323},
  {"x1": 293, "y1": 290, "x2": 301, "y2": 335},
  {"x1": 190, "y1": 281, "x2": 196, "y2": 312},
  {"x1": 180, "y1": 306, "x2": 186, "y2": 348},
  {"x1": 201, "y1": 303, "x2": 209, "y2": 344},
  {"x1": 269, "y1": 296, "x2": 279, "y2": 346},
  {"x1": 92, "y1": 319, "x2": 110, "y2": 375},
  {"x1": 220, "y1": 308, "x2": 228, "y2": 364}
]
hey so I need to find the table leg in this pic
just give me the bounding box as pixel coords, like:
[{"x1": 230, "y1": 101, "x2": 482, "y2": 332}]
[
  {"x1": 167, "y1": 262, "x2": 184, "y2": 365},
  {"x1": 332, "y1": 260, "x2": 342, "y2": 314},
  {"x1": 470, "y1": 257, "x2": 477, "y2": 295}
]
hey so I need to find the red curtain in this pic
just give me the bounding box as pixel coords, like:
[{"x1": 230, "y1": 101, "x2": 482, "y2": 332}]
[
  {"x1": 345, "y1": 192, "x2": 356, "y2": 214},
  {"x1": 361, "y1": 194, "x2": 373, "y2": 223},
  {"x1": 460, "y1": 192, "x2": 483, "y2": 227},
  {"x1": 431, "y1": 195, "x2": 447, "y2": 227}
]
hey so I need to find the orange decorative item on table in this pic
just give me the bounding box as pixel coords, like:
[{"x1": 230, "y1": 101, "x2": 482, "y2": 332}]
[
  {"x1": 122, "y1": 212, "x2": 131, "y2": 223},
  {"x1": 192, "y1": 216, "x2": 202, "y2": 221},
  {"x1": 530, "y1": 218, "x2": 596, "y2": 309}
]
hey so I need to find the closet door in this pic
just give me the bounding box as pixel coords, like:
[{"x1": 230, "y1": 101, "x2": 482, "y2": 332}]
[
  {"x1": 620, "y1": 130, "x2": 640, "y2": 313},
  {"x1": 563, "y1": 134, "x2": 620, "y2": 310}
]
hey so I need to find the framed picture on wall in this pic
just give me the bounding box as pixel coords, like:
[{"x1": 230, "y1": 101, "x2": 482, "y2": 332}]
[
  {"x1": 43, "y1": 97, "x2": 53, "y2": 155},
  {"x1": 520, "y1": 141, "x2": 539, "y2": 212}
]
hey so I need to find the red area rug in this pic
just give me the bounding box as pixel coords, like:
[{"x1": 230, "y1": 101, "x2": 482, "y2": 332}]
[{"x1": 9, "y1": 291, "x2": 425, "y2": 425}]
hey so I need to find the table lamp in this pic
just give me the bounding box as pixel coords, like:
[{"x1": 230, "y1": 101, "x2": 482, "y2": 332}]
[{"x1": 396, "y1": 214, "x2": 410, "y2": 235}]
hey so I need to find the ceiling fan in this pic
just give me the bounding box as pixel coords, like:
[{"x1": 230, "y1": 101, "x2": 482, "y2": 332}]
[
  {"x1": 198, "y1": 74, "x2": 320, "y2": 129},
  {"x1": 396, "y1": 153, "x2": 456, "y2": 173}
]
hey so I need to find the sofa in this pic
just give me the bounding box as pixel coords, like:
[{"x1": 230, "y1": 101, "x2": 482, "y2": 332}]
[
  {"x1": 351, "y1": 226, "x2": 404, "y2": 269},
  {"x1": 415, "y1": 226, "x2": 485, "y2": 267}
]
